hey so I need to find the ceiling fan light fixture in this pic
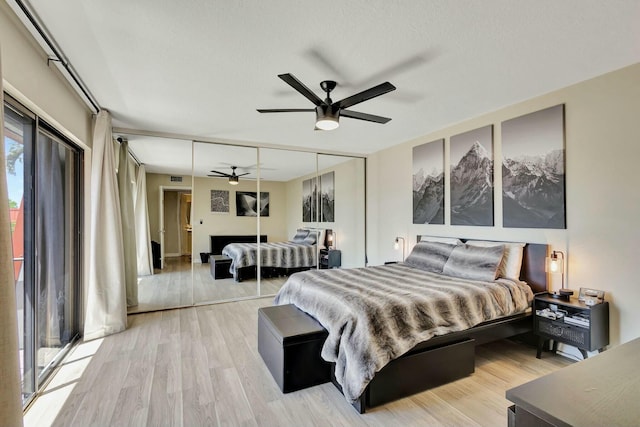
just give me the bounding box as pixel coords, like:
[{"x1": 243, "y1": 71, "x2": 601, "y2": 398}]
[
  {"x1": 228, "y1": 175, "x2": 239, "y2": 185},
  {"x1": 315, "y1": 105, "x2": 340, "y2": 131}
]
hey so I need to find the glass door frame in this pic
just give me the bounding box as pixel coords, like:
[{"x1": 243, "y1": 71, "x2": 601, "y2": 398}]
[{"x1": 4, "y1": 94, "x2": 83, "y2": 408}]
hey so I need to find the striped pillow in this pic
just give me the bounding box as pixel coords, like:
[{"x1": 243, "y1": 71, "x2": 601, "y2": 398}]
[
  {"x1": 404, "y1": 241, "x2": 457, "y2": 273},
  {"x1": 442, "y1": 244, "x2": 505, "y2": 281},
  {"x1": 465, "y1": 240, "x2": 525, "y2": 280},
  {"x1": 292, "y1": 229, "x2": 309, "y2": 242}
]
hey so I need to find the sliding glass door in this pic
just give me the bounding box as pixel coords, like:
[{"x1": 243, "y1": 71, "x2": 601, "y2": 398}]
[{"x1": 4, "y1": 96, "x2": 82, "y2": 406}]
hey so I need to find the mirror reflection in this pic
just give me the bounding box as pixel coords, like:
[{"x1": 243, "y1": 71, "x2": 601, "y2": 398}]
[
  {"x1": 257, "y1": 148, "x2": 318, "y2": 296},
  {"x1": 125, "y1": 135, "x2": 194, "y2": 313},
  {"x1": 192, "y1": 142, "x2": 260, "y2": 303},
  {"x1": 317, "y1": 154, "x2": 367, "y2": 269},
  {"x1": 120, "y1": 134, "x2": 367, "y2": 313}
]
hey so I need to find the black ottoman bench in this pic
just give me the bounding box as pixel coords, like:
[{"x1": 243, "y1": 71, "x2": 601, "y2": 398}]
[
  {"x1": 258, "y1": 304, "x2": 330, "y2": 393},
  {"x1": 210, "y1": 254, "x2": 232, "y2": 279}
]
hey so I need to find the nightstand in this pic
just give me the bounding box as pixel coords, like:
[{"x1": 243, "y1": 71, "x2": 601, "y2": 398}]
[
  {"x1": 319, "y1": 249, "x2": 341, "y2": 269},
  {"x1": 533, "y1": 292, "x2": 609, "y2": 359}
]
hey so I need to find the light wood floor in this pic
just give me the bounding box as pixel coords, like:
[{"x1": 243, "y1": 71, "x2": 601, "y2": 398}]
[
  {"x1": 129, "y1": 257, "x2": 287, "y2": 313},
  {"x1": 26, "y1": 297, "x2": 573, "y2": 427}
]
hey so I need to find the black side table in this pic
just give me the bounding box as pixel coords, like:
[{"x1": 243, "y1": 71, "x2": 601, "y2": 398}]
[
  {"x1": 533, "y1": 292, "x2": 609, "y2": 359},
  {"x1": 319, "y1": 249, "x2": 341, "y2": 269}
]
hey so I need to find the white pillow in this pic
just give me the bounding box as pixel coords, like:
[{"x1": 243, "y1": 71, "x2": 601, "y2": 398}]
[
  {"x1": 418, "y1": 236, "x2": 462, "y2": 245},
  {"x1": 317, "y1": 229, "x2": 327, "y2": 249},
  {"x1": 465, "y1": 240, "x2": 525, "y2": 280}
]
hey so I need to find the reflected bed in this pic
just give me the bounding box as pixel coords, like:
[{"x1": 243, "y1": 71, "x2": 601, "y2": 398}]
[{"x1": 219, "y1": 228, "x2": 329, "y2": 282}]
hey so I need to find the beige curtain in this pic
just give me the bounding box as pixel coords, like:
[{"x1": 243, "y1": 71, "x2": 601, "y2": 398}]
[
  {"x1": 117, "y1": 140, "x2": 137, "y2": 307},
  {"x1": 84, "y1": 111, "x2": 127, "y2": 340},
  {"x1": 134, "y1": 164, "x2": 153, "y2": 276},
  {"x1": 0, "y1": 50, "x2": 25, "y2": 426}
]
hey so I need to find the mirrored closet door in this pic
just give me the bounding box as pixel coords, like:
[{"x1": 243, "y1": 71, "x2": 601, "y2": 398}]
[
  {"x1": 257, "y1": 148, "x2": 318, "y2": 296},
  {"x1": 126, "y1": 135, "x2": 194, "y2": 313},
  {"x1": 122, "y1": 134, "x2": 367, "y2": 313},
  {"x1": 318, "y1": 154, "x2": 366, "y2": 269},
  {"x1": 192, "y1": 142, "x2": 259, "y2": 304}
]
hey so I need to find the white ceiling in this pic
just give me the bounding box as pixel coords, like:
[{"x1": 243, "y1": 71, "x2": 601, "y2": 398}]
[{"x1": 24, "y1": 0, "x2": 640, "y2": 160}]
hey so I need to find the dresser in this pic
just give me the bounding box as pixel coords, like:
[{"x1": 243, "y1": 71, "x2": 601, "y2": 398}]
[{"x1": 506, "y1": 337, "x2": 640, "y2": 426}]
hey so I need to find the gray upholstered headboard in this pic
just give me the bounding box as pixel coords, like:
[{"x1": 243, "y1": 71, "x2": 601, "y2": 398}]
[{"x1": 414, "y1": 236, "x2": 548, "y2": 294}]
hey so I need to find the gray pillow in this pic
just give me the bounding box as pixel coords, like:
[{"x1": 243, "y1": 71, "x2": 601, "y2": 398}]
[
  {"x1": 404, "y1": 241, "x2": 457, "y2": 273},
  {"x1": 302, "y1": 232, "x2": 317, "y2": 245},
  {"x1": 292, "y1": 229, "x2": 309, "y2": 242},
  {"x1": 442, "y1": 244, "x2": 505, "y2": 281}
]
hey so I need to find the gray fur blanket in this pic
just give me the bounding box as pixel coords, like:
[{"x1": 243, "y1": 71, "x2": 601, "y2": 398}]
[
  {"x1": 274, "y1": 263, "x2": 533, "y2": 403},
  {"x1": 222, "y1": 242, "x2": 317, "y2": 278}
]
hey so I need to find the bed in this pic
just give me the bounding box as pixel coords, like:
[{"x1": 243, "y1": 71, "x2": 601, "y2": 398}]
[
  {"x1": 222, "y1": 228, "x2": 328, "y2": 281},
  {"x1": 272, "y1": 237, "x2": 548, "y2": 412}
]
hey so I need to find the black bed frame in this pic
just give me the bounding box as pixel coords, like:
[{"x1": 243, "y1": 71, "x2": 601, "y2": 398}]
[{"x1": 342, "y1": 240, "x2": 549, "y2": 413}]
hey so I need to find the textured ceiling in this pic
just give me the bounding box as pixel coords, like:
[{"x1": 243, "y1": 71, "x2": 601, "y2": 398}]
[{"x1": 24, "y1": 0, "x2": 640, "y2": 159}]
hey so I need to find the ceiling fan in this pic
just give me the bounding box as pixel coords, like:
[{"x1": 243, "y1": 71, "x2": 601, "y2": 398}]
[
  {"x1": 208, "y1": 166, "x2": 249, "y2": 185},
  {"x1": 257, "y1": 73, "x2": 396, "y2": 130}
]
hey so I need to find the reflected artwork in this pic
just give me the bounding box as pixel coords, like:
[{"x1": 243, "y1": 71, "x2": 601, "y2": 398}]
[
  {"x1": 210, "y1": 189, "x2": 229, "y2": 213},
  {"x1": 236, "y1": 191, "x2": 269, "y2": 217},
  {"x1": 320, "y1": 171, "x2": 335, "y2": 222}
]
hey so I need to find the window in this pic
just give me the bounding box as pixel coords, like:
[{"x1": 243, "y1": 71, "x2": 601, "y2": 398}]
[{"x1": 4, "y1": 96, "x2": 83, "y2": 407}]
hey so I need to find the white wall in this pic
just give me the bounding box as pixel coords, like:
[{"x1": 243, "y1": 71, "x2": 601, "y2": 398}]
[
  {"x1": 367, "y1": 63, "x2": 640, "y2": 346},
  {"x1": 0, "y1": 2, "x2": 92, "y2": 144}
]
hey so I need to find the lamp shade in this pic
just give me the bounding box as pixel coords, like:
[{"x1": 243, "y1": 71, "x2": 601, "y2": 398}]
[
  {"x1": 315, "y1": 105, "x2": 339, "y2": 130},
  {"x1": 546, "y1": 251, "x2": 564, "y2": 274}
]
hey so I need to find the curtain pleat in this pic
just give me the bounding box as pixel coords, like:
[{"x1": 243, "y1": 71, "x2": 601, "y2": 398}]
[
  {"x1": 117, "y1": 141, "x2": 137, "y2": 306},
  {"x1": 84, "y1": 111, "x2": 127, "y2": 340},
  {"x1": 134, "y1": 164, "x2": 153, "y2": 276},
  {"x1": 0, "y1": 51, "x2": 26, "y2": 426}
]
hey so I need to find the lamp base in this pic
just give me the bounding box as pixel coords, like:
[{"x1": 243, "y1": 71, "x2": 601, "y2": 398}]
[
  {"x1": 549, "y1": 289, "x2": 573, "y2": 301},
  {"x1": 559, "y1": 288, "x2": 574, "y2": 297}
]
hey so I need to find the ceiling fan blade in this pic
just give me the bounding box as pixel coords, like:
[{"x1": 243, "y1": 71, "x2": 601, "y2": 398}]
[
  {"x1": 335, "y1": 82, "x2": 396, "y2": 109},
  {"x1": 209, "y1": 170, "x2": 231, "y2": 177},
  {"x1": 340, "y1": 110, "x2": 392, "y2": 124},
  {"x1": 237, "y1": 173, "x2": 250, "y2": 177},
  {"x1": 278, "y1": 73, "x2": 324, "y2": 106},
  {"x1": 257, "y1": 108, "x2": 315, "y2": 113}
]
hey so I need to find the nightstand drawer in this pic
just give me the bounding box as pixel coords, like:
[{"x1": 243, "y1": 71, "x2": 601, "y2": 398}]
[{"x1": 537, "y1": 318, "x2": 588, "y2": 348}]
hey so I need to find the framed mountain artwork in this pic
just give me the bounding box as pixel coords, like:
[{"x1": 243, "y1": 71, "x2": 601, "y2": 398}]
[
  {"x1": 450, "y1": 125, "x2": 494, "y2": 226},
  {"x1": 413, "y1": 139, "x2": 444, "y2": 224},
  {"x1": 319, "y1": 171, "x2": 335, "y2": 222},
  {"x1": 501, "y1": 104, "x2": 566, "y2": 229},
  {"x1": 302, "y1": 177, "x2": 317, "y2": 222}
]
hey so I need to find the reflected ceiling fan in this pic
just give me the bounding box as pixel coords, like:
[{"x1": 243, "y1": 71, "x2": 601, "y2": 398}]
[
  {"x1": 208, "y1": 166, "x2": 248, "y2": 185},
  {"x1": 257, "y1": 73, "x2": 396, "y2": 130}
]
